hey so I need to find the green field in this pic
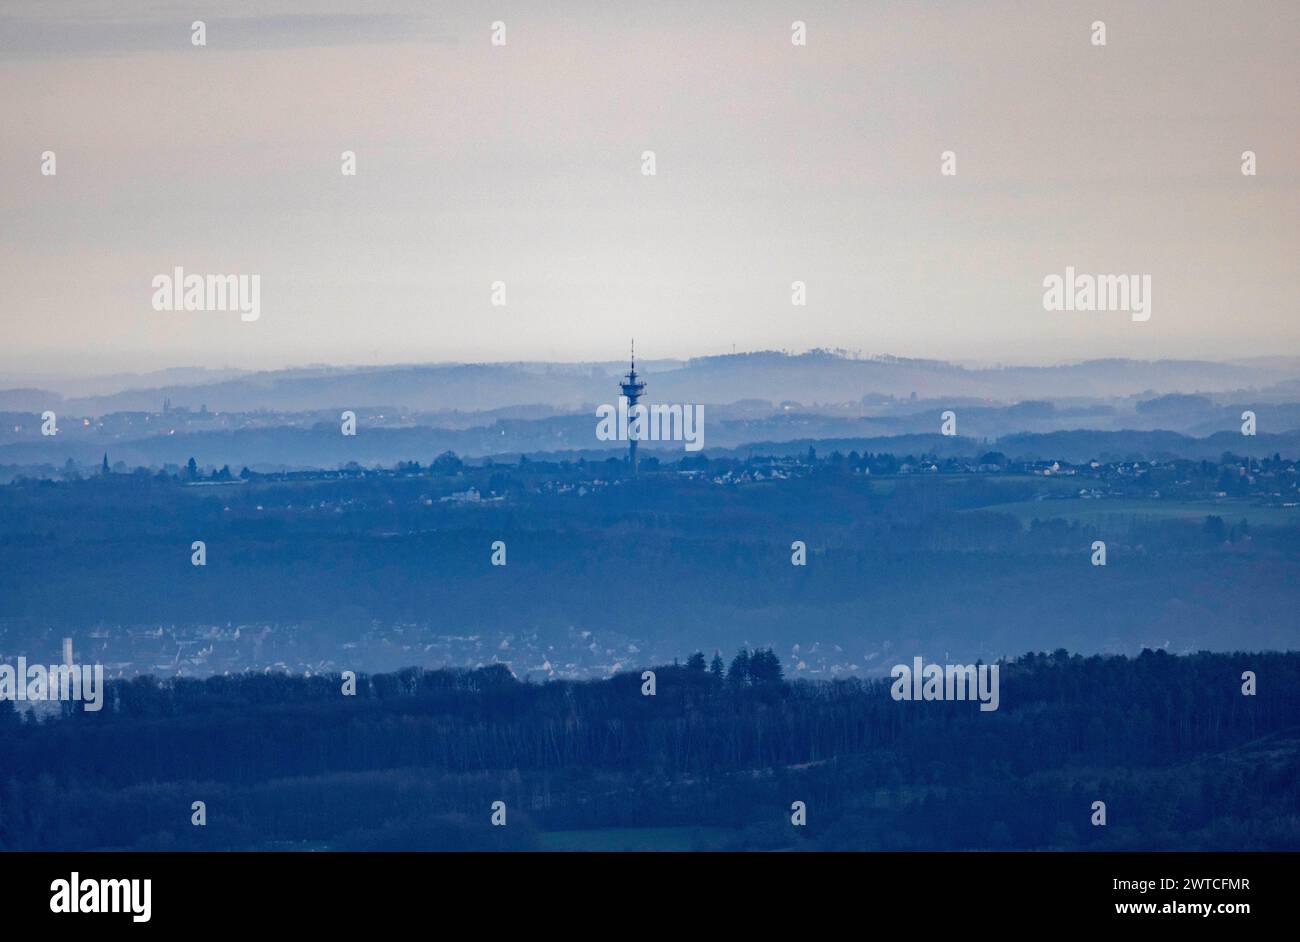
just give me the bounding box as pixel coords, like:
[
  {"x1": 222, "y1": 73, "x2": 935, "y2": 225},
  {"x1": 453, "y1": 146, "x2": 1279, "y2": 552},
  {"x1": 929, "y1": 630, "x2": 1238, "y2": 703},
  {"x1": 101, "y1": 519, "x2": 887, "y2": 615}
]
[
  {"x1": 968, "y1": 497, "x2": 1300, "y2": 529},
  {"x1": 538, "y1": 827, "x2": 734, "y2": 852}
]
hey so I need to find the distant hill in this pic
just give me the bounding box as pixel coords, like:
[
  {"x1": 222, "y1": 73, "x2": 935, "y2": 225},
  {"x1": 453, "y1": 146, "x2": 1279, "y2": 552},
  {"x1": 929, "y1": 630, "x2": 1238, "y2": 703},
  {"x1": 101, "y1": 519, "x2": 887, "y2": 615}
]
[
  {"x1": 3, "y1": 351, "x2": 1299, "y2": 472},
  {"x1": 8, "y1": 352, "x2": 1298, "y2": 416}
]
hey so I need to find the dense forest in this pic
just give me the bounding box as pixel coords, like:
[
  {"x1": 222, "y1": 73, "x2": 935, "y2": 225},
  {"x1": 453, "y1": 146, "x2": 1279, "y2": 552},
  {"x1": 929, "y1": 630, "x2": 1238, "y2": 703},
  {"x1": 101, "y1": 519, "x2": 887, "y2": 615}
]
[{"x1": 1, "y1": 649, "x2": 1296, "y2": 851}]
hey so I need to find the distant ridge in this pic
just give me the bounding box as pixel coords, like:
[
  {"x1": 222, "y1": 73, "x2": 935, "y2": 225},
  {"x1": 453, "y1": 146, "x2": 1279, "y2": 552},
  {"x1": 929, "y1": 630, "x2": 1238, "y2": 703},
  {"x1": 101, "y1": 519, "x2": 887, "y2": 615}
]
[{"x1": 4, "y1": 352, "x2": 1297, "y2": 416}]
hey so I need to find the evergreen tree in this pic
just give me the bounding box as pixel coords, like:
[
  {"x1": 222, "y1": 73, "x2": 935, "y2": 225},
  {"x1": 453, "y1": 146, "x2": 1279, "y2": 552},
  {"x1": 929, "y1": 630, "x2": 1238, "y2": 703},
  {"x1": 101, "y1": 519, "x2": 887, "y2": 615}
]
[
  {"x1": 748, "y1": 648, "x2": 784, "y2": 686},
  {"x1": 727, "y1": 649, "x2": 751, "y2": 685}
]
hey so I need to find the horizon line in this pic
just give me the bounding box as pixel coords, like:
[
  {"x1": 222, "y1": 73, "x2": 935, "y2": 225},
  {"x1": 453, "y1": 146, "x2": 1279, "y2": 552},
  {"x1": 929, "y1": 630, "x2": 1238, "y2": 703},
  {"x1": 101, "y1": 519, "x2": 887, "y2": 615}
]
[{"x1": 7, "y1": 347, "x2": 1300, "y2": 387}]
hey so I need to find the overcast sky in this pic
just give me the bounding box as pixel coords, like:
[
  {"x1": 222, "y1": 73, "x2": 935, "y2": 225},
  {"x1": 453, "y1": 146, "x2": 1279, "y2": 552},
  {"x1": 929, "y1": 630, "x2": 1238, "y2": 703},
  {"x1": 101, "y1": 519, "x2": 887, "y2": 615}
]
[{"x1": 1, "y1": 0, "x2": 1296, "y2": 376}]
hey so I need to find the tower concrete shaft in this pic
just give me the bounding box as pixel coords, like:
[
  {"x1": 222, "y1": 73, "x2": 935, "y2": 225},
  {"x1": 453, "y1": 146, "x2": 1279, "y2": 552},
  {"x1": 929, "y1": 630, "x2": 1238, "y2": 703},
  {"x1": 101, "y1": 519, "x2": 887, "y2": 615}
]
[{"x1": 620, "y1": 343, "x2": 646, "y2": 474}]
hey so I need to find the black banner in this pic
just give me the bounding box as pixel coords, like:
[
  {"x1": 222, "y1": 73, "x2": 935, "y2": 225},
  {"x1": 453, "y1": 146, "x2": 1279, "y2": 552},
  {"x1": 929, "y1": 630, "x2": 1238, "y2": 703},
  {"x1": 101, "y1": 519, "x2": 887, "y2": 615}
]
[{"x1": 0, "y1": 851, "x2": 1286, "y2": 929}]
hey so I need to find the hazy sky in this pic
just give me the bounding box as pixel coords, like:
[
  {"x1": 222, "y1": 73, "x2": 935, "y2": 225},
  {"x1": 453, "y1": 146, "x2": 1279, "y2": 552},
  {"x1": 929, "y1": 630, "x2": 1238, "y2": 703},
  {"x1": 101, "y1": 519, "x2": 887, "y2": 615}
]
[{"x1": 1, "y1": 0, "x2": 1296, "y2": 376}]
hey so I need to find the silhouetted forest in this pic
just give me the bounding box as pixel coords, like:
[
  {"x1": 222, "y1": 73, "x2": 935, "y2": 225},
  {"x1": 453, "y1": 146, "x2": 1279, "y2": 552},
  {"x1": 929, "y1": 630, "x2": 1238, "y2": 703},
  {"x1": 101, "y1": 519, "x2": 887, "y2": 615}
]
[{"x1": 2, "y1": 649, "x2": 1296, "y2": 851}]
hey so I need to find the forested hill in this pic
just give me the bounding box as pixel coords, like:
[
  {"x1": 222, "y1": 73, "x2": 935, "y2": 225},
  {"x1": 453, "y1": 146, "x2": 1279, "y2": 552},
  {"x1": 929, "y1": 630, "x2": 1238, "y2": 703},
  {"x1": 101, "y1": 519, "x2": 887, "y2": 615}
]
[{"x1": 2, "y1": 649, "x2": 1297, "y2": 851}]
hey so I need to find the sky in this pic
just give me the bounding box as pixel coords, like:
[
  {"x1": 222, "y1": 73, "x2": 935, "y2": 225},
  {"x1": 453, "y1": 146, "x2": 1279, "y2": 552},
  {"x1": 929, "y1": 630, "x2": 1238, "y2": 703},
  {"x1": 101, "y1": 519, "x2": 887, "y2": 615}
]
[{"x1": 1, "y1": 0, "x2": 1297, "y2": 376}]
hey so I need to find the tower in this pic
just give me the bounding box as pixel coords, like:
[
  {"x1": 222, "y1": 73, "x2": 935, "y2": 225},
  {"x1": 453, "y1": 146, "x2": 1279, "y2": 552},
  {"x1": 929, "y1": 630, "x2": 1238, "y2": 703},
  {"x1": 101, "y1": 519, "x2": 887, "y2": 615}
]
[{"x1": 620, "y1": 341, "x2": 646, "y2": 474}]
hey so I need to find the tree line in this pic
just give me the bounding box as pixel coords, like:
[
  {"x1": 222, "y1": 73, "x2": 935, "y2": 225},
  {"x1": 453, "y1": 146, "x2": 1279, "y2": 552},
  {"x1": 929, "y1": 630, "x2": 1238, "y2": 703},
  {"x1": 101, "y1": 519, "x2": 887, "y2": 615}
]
[{"x1": 1, "y1": 648, "x2": 1296, "y2": 851}]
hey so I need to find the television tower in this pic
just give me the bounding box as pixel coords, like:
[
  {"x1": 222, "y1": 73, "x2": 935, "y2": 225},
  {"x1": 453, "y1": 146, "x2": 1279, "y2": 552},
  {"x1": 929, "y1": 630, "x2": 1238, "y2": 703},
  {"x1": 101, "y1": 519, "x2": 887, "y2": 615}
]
[{"x1": 620, "y1": 341, "x2": 646, "y2": 474}]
